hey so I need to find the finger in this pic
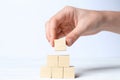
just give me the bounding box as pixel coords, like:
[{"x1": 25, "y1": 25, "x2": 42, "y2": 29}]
[
  {"x1": 45, "y1": 21, "x2": 50, "y2": 42},
  {"x1": 49, "y1": 19, "x2": 57, "y2": 47},
  {"x1": 66, "y1": 23, "x2": 86, "y2": 46},
  {"x1": 48, "y1": 9, "x2": 66, "y2": 47},
  {"x1": 66, "y1": 28, "x2": 80, "y2": 46}
]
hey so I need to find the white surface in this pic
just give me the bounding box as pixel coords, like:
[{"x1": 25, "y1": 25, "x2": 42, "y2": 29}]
[{"x1": 0, "y1": 0, "x2": 120, "y2": 80}]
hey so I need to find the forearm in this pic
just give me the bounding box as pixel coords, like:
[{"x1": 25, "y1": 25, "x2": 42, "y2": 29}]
[{"x1": 101, "y1": 11, "x2": 120, "y2": 34}]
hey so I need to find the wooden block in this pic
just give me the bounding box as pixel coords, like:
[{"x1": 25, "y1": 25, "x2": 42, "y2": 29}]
[
  {"x1": 64, "y1": 67, "x2": 75, "y2": 79},
  {"x1": 47, "y1": 55, "x2": 58, "y2": 67},
  {"x1": 54, "y1": 38, "x2": 66, "y2": 51},
  {"x1": 52, "y1": 67, "x2": 63, "y2": 78},
  {"x1": 40, "y1": 66, "x2": 51, "y2": 78},
  {"x1": 59, "y1": 55, "x2": 69, "y2": 67}
]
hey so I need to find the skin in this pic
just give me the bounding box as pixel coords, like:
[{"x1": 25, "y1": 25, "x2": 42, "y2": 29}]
[{"x1": 45, "y1": 6, "x2": 120, "y2": 47}]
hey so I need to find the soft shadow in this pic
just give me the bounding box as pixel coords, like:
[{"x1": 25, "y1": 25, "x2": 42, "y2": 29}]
[{"x1": 75, "y1": 65, "x2": 120, "y2": 78}]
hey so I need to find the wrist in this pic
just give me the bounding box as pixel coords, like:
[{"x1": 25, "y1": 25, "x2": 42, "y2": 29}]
[{"x1": 100, "y1": 11, "x2": 120, "y2": 33}]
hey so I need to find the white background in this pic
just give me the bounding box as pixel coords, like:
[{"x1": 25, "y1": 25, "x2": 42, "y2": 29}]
[{"x1": 0, "y1": 0, "x2": 120, "y2": 80}]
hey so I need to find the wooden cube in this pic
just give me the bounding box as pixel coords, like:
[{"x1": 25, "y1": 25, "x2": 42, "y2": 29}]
[
  {"x1": 54, "y1": 38, "x2": 66, "y2": 51},
  {"x1": 64, "y1": 67, "x2": 75, "y2": 79},
  {"x1": 52, "y1": 67, "x2": 63, "y2": 78},
  {"x1": 47, "y1": 55, "x2": 58, "y2": 67},
  {"x1": 40, "y1": 66, "x2": 51, "y2": 78},
  {"x1": 59, "y1": 55, "x2": 69, "y2": 67}
]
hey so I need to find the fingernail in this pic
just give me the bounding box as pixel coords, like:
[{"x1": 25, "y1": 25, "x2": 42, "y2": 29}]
[
  {"x1": 50, "y1": 40, "x2": 54, "y2": 47},
  {"x1": 50, "y1": 41, "x2": 53, "y2": 46},
  {"x1": 67, "y1": 38, "x2": 72, "y2": 46}
]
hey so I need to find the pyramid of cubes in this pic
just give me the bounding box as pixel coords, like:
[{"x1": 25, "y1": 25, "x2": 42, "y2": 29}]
[{"x1": 40, "y1": 38, "x2": 75, "y2": 79}]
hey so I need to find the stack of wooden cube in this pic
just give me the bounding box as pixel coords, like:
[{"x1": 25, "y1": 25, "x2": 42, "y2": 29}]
[{"x1": 40, "y1": 38, "x2": 75, "y2": 79}]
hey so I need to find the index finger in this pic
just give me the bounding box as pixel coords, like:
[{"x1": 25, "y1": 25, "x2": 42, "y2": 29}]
[{"x1": 48, "y1": 8, "x2": 66, "y2": 47}]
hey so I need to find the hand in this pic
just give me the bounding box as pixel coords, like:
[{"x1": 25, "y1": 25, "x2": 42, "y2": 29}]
[{"x1": 45, "y1": 6, "x2": 120, "y2": 47}]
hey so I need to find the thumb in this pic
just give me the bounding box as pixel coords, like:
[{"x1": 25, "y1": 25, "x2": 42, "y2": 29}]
[
  {"x1": 66, "y1": 27, "x2": 80, "y2": 46},
  {"x1": 66, "y1": 25, "x2": 85, "y2": 46}
]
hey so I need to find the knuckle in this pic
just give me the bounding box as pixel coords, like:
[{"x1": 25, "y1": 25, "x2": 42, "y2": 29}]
[
  {"x1": 64, "y1": 6, "x2": 73, "y2": 9},
  {"x1": 64, "y1": 6, "x2": 74, "y2": 11},
  {"x1": 50, "y1": 18, "x2": 57, "y2": 28}
]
